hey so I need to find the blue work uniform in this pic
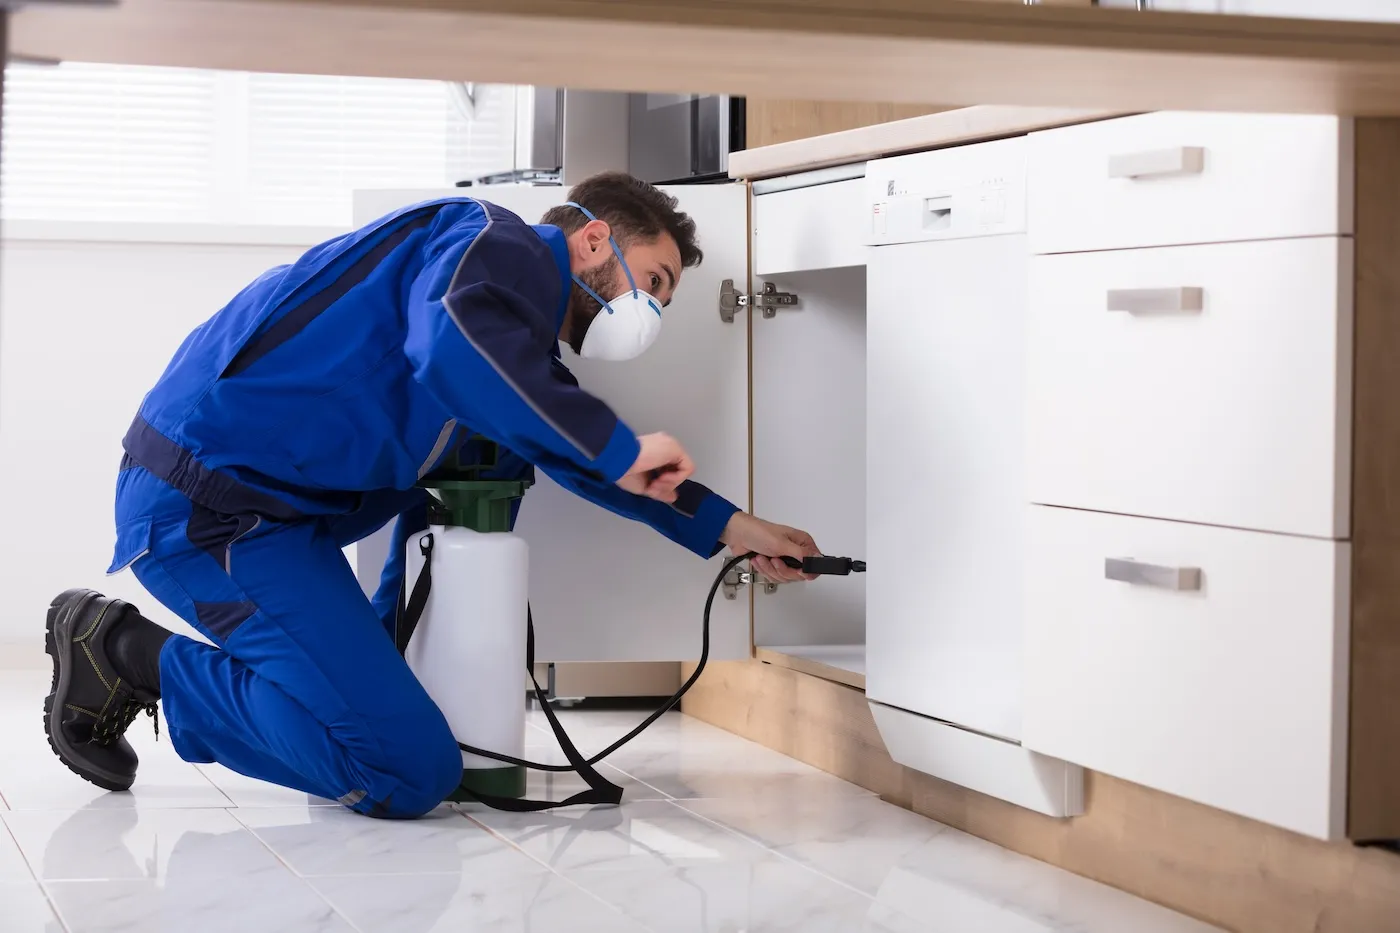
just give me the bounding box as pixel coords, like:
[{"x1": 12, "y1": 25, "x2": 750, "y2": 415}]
[{"x1": 106, "y1": 197, "x2": 740, "y2": 818}]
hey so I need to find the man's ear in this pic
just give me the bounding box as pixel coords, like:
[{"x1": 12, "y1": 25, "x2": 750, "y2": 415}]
[{"x1": 581, "y1": 219, "x2": 612, "y2": 255}]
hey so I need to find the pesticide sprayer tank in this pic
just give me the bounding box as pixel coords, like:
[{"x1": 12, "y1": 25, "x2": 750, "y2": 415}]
[
  {"x1": 404, "y1": 526, "x2": 528, "y2": 796},
  {"x1": 402, "y1": 439, "x2": 533, "y2": 800}
]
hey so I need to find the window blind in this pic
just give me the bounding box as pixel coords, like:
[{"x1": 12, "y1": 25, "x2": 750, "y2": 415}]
[
  {"x1": 1, "y1": 63, "x2": 220, "y2": 223},
  {"x1": 1, "y1": 62, "x2": 525, "y2": 227}
]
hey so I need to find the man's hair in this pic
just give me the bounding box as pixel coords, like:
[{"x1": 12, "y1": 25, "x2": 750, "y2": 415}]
[{"x1": 541, "y1": 172, "x2": 703, "y2": 268}]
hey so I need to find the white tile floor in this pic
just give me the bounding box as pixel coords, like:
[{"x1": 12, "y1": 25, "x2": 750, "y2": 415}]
[{"x1": 0, "y1": 668, "x2": 1224, "y2": 933}]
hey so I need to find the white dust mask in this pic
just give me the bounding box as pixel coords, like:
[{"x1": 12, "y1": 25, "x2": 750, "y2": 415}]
[{"x1": 566, "y1": 200, "x2": 663, "y2": 362}]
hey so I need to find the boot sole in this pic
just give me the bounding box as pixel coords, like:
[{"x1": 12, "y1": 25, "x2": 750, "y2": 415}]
[{"x1": 44, "y1": 589, "x2": 135, "y2": 793}]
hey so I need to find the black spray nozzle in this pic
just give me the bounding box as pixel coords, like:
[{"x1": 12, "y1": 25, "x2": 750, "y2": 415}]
[{"x1": 780, "y1": 555, "x2": 867, "y2": 576}]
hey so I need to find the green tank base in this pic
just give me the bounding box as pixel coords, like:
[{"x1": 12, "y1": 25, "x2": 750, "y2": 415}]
[{"x1": 449, "y1": 764, "x2": 527, "y2": 802}]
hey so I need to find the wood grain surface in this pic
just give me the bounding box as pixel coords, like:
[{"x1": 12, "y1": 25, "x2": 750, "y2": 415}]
[{"x1": 16, "y1": 0, "x2": 1400, "y2": 115}]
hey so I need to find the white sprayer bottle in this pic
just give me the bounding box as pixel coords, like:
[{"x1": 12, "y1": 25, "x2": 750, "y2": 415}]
[{"x1": 401, "y1": 440, "x2": 530, "y2": 801}]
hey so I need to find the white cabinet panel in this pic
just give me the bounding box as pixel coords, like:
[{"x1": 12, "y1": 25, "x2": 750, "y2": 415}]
[
  {"x1": 752, "y1": 266, "x2": 867, "y2": 648},
  {"x1": 1022, "y1": 505, "x2": 1349, "y2": 840},
  {"x1": 870, "y1": 702, "x2": 1083, "y2": 819},
  {"x1": 1029, "y1": 112, "x2": 1351, "y2": 254},
  {"x1": 753, "y1": 178, "x2": 867, "y2": 275},
  {"x1": 866, "y1": 234, "x2": 1029, "y2": 742},
  {"x1": 1026, "y1": 237, "x2": 1352, "y2": 538},
  {"x1": 352, "y1": 185, "x2": 752, "y2": 663}
]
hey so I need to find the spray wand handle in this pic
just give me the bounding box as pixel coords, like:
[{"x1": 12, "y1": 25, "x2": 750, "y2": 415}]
[{"x1": 780, "y1": 555, "x2": 867, "y2": 576}]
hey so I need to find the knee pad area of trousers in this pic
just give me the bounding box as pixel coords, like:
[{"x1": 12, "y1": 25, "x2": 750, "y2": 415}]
[{"x1": 359, "y1": 727, "x2": 463, "y2": 819}]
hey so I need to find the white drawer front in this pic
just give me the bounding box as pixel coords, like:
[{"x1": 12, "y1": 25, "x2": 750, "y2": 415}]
[
  {"x1": 1026, "y1": 238, "x2": 1352, "y2": 539},
  {"x1": 1029, "y1": 112, "x2": 1351, "y2": 254},
  {"x1": 1021, "y1": 506, "x2": 1349, "y2": 840},
  {"x1": 753, "y1": 177, "x2": 867, "y2": 275}
]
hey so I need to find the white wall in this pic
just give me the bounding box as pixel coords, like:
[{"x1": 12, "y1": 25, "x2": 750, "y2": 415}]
[{"x1": 0, "y1": 224, "x2": 337, "y2": 655}]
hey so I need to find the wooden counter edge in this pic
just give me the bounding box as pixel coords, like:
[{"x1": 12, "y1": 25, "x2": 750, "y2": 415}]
[
  {"x1": 22, "y1": 0, "x2": 1400, "y2": 115},
  {"x1": 728, "y1": 106, "x2": 1126, "y2": 180}
]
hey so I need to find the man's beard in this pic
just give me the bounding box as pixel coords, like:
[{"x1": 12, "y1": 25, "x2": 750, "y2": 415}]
[{"x1": 564, "y1": 257, "x2": 620, "y2": 355}]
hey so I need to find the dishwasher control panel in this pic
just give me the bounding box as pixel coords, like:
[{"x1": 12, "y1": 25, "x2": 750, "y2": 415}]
[{"x1": 865, "y1": 135, "x2": 1027, "y2": 246}]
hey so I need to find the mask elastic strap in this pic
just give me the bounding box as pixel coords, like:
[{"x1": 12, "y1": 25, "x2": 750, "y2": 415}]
[
  {"x1": 566, "y1": 200, "x2": 640, "y2": 298},
  {"x1": 571, "y1": 276, "x2": 615, "y2": 316}
]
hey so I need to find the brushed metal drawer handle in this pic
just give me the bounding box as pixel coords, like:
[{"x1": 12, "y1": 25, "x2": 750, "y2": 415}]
[
  {"x1": 1106, "y1": 287, "x2": 1204, "y2": 313},
  {"x1": 1107, "y1": 146, "x2": 1205, "y2": 180},
  {"x1": 1105, "y1": 558, "x2": 1201, "y2": 592}
]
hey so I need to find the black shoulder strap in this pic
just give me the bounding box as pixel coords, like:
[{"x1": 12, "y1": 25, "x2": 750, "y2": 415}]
[{"x1": 396, "y1": 532, "x2": 623, "y2": 810}]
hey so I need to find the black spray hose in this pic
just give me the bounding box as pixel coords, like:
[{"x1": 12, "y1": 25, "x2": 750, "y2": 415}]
[{"x1": 462, "y1": 551, "x2": 865, "y2": 773}]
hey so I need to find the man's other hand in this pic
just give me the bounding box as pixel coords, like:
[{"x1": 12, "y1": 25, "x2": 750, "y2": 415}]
[
  {"x1": 617, "y1": 432, "x2": 695, "y2": 503},
  {"x1": 720, "y1": 513, "x2": 822, "y2": 583}
]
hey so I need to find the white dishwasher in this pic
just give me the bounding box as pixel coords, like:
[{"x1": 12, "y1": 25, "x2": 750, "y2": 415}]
[{"x1": 865, "y1": 137, "x2": 1031, "y2": 744}]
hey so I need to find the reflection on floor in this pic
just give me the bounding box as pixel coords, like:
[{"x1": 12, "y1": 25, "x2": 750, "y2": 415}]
[{"x1": 0, "y1": 669, "x2": 1222, "y2": 932}]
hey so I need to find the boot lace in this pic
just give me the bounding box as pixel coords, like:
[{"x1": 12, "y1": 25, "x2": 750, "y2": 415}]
[{"x1": 91, "y1": 698, "x2": 159, "y2": 746}]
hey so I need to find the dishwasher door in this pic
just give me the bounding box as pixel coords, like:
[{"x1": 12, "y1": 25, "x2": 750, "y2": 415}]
[{"x1": 864, "y1": 138, "x2": 1030, "y2": 742}]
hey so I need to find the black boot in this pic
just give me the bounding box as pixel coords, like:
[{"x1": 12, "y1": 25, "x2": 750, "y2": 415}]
[{"x1": 44, "y1": 589, "x2": 169, "y2": 792}]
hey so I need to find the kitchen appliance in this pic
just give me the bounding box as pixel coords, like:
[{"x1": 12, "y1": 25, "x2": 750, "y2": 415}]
[
  {"x1": 451, "y1": 88, "x2": 745, "y2": 188},
  {"x1": 627, "y1": 94, "x2": 745, "y2": 183},
  {"x1": 864, "y1": 137, "x2": 1031, "y2": 743}
]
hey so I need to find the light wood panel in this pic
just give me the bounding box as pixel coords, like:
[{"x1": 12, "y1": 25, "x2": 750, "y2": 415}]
[
  {"x1": 745, "y1": 101, "x2": 949, "y2": 151},
  {"x1": 20, "y1": 0, "x2": 1400, "y2": 115},
  {"x1": 731, "y1": 106, "x2": 1121, "y2": 179},
  {"x1": 753, "y1": 646, "x2": 865, "y2": 689},
  {"x1": 682, "y1": 658, "x2": 1400, "y2": 933},
  {"x1": 1348, "y1": 117, "x2": 1400, "y2": 842}
]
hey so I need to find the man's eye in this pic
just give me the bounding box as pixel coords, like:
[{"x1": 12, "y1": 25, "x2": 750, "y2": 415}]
[{"x1": 650, "y1": 274, "x2": 661, "y2": 291}]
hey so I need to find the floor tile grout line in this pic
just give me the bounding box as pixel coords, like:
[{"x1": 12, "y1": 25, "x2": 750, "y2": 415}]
[
  {"x1": 587, "y1": 759, "x2": 678, "y2": 801},
  {"x1": 189, "y1": 767, "x2": 239, "y2": 809},
  {"x1": 227, "y1": 806, "x2": 372, "y2": 933},
  {"x1": 3, "y1": 814, "x2": 74, "y2": 933},
  {"x1": 464, "y1": 797, "x2": 891, "y2": 932},
  {"x1": 450, "y1": 808, "x2": 665, "y2": 933},
  {"x1": 663, "y1": 798, "x2": 904, "y2": 906}
]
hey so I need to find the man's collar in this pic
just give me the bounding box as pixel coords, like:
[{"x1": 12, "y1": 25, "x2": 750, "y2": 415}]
[{"x1": 531, "y1": 223, "x2": 573, "y2": 337}]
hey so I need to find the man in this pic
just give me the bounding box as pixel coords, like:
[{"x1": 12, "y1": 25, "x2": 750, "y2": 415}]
[{"x1": 43, "y1": 172, "x2": 820, "y2": 819}]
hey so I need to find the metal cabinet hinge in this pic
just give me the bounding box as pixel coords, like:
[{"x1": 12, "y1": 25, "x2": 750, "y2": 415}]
[
  {"x1": 722, "y1": 567, "x2": 782, "y2": 600},
  {"x1": 718, "y1": 280, "x2": 799, "y2": 324},
  {"x1": 722, "y1": 568, "x2": 752, "y2": 600}
]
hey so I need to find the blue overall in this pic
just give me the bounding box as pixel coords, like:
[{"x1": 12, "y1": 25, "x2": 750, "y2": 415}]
[{"x1": 107, "y1": 198, "x2": 739, "y2": 818}]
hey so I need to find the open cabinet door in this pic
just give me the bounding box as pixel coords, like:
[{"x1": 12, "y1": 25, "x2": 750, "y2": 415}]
[
  {"x1": 352, "y1": 185, "x2": 751, "y2": 662},
  {"x1": 748, "y1": 176, "x2": 868, "y2": 682}
]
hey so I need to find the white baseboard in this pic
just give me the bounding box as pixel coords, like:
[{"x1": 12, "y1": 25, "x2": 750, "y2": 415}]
[{"x1": 869, "y1": 701, "x2": 1085, "y2": 818}]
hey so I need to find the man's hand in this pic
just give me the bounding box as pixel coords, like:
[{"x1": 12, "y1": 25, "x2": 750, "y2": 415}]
[
  {"x1": 720, "y1": 513, "x2": 822, "y2": 583},
  {"x1": 616, "y1": 432, "x2": 694, "y2": 503}
]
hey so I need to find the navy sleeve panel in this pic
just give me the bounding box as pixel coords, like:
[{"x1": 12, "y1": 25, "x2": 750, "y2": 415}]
[
  {"x1": 404, "y1": 205, "x2": 641, "y2": 483},
  {"x1": 537, "y1": 453, "x2": 741, "y2": 559}
]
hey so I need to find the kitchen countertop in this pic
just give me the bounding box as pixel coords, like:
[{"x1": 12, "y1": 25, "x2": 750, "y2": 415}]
[
  {"x1": 18, "y1": 3, "x2": 1400, "y2": 117},
  {"x1": 728, "y1": 105, "x2": 1126, "y2": 180}
]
